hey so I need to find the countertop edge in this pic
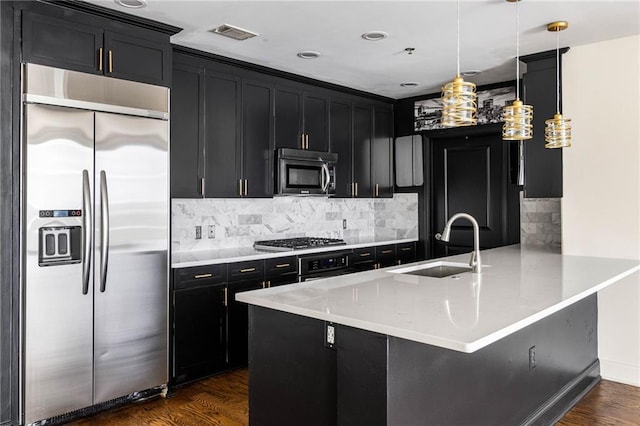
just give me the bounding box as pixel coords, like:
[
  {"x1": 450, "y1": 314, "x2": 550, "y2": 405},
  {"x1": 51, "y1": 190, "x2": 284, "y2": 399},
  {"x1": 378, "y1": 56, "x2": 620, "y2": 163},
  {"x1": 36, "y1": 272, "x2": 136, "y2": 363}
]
[{"x1": 171, "y1": 237, "x2": 418, "y2": 268}]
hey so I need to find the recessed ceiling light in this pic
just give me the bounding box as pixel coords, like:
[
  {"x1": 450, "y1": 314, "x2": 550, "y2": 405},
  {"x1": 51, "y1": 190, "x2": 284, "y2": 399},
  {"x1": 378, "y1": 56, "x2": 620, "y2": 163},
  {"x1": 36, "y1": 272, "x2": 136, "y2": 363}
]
[
  {"x1": 297, "y1": 51, "x2": 321, "y2": 59},
  {"x1": 210, "y1": 24, "x2": 258, "y2": 41},
  {"x1": 362, "y1": 31, "x2": 389, "y2": 41},
  {"x1": 460, "y1": 70, "x2": 481, "y2": 77},
  {"x1": 114, "y1": 0, "x2": 147, "y2": 8},
  {"x1": 400, "y1": 82, "x2": 419, "y2": 87}
]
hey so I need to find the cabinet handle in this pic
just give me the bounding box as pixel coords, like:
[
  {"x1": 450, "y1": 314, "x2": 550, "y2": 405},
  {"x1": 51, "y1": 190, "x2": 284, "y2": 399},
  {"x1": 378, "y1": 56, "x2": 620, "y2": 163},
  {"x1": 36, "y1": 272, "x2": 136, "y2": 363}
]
[
  {"x1": 239, "y1": 267, "x2": 256, "y2": 273},
  {"x1": 381, "y1": 249, "x2": 392, "y2": 254},
  {"x1": 301, "y1": 134, "x2": 305, "y2": 149},
  {"x1": 239, "y1": 179, "x2": 243, "y2": 196},
  {"x1": 108, "y1": 50, "x2": 113, "y2": 73},
  {"x1": 267, "y1": 280, "x2": 271, "y2": 288},
  {"x1": 397, "y1": 260, "x2": 402, "y2": 265},
  {"x1": 355, "y1": 182, "x2": 358, "y2": 197},
  {"x1": 200, "y1": 178, "x2": 205, "y2": 196},
  {"x1": 305, "y1": 134, "x2": 309, "y2": 150},
  {"x1": 375, "y1": 184, "x2": 379, "y2": 197},
  {"x1": 262, "y1": 281, "x2": 266, "y2": 289},
  {"x1": 401, "y1": 247, "x2": 412, "y2": 252},
  {"x1": 275, "y1": 263, "x2": 290, "y2": 268},
  {"x1": 359, "y1": 252, "x2": 371, "y2": 257},
  {"x1": 98, "y1": 47, "x2": 103, "y2": 71},
  {"x1": 223, "y1": 287, "x2": 228, "y2": 307},
  {"x1": 244, "y1": 179, "x2": 248, "y2": 196},
  {"x1": 351, "y1": 182, "x2": 354, "y2": 197},
  {"x1": 193, "y1": 273, "x2": 213, "y2": 279}
]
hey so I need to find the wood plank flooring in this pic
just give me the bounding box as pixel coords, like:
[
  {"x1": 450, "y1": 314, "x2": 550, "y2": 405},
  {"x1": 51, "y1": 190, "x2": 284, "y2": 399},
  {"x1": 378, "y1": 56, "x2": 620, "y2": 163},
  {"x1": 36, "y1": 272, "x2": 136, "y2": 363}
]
[{"x1": 67, "y1": 370, "x2": 639, "y2": 425}]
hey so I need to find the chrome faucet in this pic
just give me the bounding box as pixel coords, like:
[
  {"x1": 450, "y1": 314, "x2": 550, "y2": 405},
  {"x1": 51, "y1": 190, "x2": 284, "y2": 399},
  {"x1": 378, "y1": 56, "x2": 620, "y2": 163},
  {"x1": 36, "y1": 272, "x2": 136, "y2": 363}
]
[{"x1": 435, "y1": 212, "x2": 482, "y2": 273}]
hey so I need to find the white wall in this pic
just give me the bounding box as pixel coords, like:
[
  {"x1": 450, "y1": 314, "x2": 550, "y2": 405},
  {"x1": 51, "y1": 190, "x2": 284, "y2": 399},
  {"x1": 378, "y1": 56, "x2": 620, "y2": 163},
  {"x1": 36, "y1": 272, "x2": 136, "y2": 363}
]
[{"x1": 562, "y1": 35, "x2": 640, "y2": 386}]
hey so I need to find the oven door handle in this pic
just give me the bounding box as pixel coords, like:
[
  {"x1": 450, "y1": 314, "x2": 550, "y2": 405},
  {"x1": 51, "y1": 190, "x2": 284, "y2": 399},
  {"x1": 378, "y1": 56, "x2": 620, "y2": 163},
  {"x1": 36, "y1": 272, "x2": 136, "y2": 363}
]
[{"x1": 321, "y1": 163, "x2": 330, "y2": 193}]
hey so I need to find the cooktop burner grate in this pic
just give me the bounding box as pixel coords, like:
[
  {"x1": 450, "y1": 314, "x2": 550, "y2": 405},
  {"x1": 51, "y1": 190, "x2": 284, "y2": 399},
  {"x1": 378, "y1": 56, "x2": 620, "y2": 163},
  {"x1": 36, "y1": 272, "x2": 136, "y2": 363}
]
[{"x1": 254, "y1": 237, "x2": 346, "y2": 251}]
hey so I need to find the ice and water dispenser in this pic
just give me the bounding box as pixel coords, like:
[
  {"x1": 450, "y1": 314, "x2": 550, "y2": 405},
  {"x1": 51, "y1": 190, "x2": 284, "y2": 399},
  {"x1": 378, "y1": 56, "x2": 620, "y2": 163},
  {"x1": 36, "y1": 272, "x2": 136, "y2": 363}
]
[{"x1": 38, "y1": 209, "x2": 82, "y2": 266}]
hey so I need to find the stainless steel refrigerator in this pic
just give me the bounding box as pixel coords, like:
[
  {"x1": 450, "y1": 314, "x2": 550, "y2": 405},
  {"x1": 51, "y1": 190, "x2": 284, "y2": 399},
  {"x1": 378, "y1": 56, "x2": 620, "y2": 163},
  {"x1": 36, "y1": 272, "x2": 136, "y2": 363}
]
[{"x1": 21, "y1": 64, "x2": 169, "y2": 425}]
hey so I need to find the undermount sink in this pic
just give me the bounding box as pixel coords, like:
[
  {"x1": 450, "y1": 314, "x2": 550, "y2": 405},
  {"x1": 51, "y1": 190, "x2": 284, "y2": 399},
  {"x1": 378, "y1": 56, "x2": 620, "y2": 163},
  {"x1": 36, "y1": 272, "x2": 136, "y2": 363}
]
[{"x1": 388, "y1": 261, "x2": 473, "y2": 278}]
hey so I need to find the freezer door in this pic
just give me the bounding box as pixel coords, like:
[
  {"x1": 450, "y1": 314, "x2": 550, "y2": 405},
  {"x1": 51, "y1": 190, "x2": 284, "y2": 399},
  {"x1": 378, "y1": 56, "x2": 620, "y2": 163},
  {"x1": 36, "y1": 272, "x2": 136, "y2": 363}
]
[
  {"x1": 93, "y1": 112, "x2": 168, "y2": 403},
  {"x1": 24, "y1": 104, "x2": 94, "y2": 424}
]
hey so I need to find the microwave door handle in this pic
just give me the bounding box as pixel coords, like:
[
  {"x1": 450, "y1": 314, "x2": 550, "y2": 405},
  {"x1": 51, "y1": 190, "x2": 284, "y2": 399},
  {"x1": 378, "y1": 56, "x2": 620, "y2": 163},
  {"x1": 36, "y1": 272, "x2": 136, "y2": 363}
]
[{"x1": 321, "y1": 163, "x2": 330, "y2": 192}]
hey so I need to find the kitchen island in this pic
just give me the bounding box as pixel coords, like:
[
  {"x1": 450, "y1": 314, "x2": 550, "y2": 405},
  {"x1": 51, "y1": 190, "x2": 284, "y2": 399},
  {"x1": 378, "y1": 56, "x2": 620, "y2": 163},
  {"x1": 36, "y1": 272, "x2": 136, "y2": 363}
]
[{"x1": 236, "y1": 245, "x2": 640, "y2": 426}]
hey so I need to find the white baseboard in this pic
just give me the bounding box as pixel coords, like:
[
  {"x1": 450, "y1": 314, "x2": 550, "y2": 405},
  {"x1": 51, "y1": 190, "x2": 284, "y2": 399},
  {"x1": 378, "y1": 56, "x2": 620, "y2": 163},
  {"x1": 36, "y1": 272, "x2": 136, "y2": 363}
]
[{"x1": 600, "y1": 358, "x2": 640, "y2": 387}]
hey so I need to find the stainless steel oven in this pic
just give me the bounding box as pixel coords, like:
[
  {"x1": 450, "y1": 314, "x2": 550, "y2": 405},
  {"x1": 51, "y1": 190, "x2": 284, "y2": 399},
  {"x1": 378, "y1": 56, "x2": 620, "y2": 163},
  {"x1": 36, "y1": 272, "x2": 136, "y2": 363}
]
[
  {"x1": 276, "y1": 148, "x2": 337, "y2": 196},
  {"x1": 298, "y1": 251, "x2": 350, "y2": 282}
]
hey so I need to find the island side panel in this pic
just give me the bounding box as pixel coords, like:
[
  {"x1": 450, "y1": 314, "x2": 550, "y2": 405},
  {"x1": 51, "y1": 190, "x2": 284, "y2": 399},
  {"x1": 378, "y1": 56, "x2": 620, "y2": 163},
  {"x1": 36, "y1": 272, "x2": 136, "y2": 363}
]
[
  {"x1": 336, "y1": 325, "x2": 387, "y2": 426},
  {"x1": 387, "y1": 294, "x2": 599, "y2": 425},
  {"x1": 248, "y1": 306, "x2": 337, "y2": 426}
]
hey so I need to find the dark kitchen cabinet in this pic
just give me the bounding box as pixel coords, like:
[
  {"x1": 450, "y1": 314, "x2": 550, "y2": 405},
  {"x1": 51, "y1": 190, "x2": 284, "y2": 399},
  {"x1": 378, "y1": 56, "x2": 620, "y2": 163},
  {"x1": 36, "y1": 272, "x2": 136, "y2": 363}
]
[
  {"x1": 227, "y1": 260, "x2": 266, "y2": 366},
  {"x1": 350, "y1": 247, "x2": 376, "y2": 272},
  {"x1": 330, "y1": 99, "x2": 353, "y2": 198},
  {"x1": 274, "y1": 85, "x2": 329, "y2": 151},
  {"x1": 521, "y1": 51, "x2": 566, "y2": 198},
  {"x1": 242, "y1": 79, "x2": 274, "y2": 198},
  {"x1": 171, "y1": 54, "x2": 271, "y2": 198},
  {"x1": 353, "y1": 104, "x2": 373, "y2": 198},
  {"x1": 171, "y1": 62, "x2": 203, "y2": 198},
  {"x1": 375, "y1": 244, "x2": 396, "y2": 268},
  {"x1": 396, "y1": 242, "x2": 417, "y2": 265},
  {"x1": 373, "y1": 107, "x2": 394, "y2": 198},
  {"x1": 21, "y1": 5, "x2": 173, "y2": 86},
  {"x1": 265, "y1": 256, "x2": 298, "y2": 287},
  {"x1": 204, "y1": 71, "x2": 242, "y2": 198},
  {"x1": 172, "y1": 265, "x2": 227, "y2": 385}
]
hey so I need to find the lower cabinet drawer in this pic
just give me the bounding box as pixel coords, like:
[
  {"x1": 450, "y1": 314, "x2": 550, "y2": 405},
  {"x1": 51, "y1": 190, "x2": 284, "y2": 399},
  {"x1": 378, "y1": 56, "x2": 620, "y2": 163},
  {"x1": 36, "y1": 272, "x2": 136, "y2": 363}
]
[
  {"x1": 173, "y1": 264, "x2": 226, "y2": 290},
  {"x1": 397, "y1": 242, "x2": 417, "y2": 264}
]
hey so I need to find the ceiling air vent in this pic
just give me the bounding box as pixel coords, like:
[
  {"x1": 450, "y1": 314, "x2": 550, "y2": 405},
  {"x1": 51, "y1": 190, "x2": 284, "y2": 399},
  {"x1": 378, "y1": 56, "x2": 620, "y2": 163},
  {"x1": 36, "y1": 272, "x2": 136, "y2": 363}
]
[{"x1": 210, "y1": 24, "x2": 258, "y2": 41}]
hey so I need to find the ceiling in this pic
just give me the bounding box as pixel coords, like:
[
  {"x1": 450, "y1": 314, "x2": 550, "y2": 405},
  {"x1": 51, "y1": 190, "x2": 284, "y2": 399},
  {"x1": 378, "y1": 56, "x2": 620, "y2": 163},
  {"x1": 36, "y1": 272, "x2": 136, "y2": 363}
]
[{"x1": 84, "y1": 0, "x2": 640, "y2": 99}]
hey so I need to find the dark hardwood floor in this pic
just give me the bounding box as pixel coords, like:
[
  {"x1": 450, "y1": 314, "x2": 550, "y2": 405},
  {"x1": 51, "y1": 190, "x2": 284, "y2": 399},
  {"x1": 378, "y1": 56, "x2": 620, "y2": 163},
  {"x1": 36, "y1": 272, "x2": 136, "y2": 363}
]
[{"x1": 67, "y1": 370, "x2": 639, "y2": 425}]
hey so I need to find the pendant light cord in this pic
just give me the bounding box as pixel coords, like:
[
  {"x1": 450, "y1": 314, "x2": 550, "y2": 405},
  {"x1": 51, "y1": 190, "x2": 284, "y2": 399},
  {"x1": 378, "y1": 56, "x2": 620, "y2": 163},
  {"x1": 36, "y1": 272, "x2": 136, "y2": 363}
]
[
  {"x1": 516, "y1": 0, "x2": 520, "y2": 99},
  {"x1": 556, "y1": 28, "x2": 560, "y2": 113},
  {"x1": 456, "y1": 0, "x2": 460, "y2": 76}
]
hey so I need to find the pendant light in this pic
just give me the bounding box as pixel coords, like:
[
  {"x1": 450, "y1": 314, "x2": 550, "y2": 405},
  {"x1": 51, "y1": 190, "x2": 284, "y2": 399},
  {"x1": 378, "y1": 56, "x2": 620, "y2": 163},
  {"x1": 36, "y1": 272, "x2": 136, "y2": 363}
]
[
  {"x1": 544, "y1": 21, "x2": 571, "y2": 148},
  {"x1": 441, "y1": 0, "x2": 477, "y2": 127},
  {"x1": 502, "y1": 0, "x2": 533, "y2": 140}
]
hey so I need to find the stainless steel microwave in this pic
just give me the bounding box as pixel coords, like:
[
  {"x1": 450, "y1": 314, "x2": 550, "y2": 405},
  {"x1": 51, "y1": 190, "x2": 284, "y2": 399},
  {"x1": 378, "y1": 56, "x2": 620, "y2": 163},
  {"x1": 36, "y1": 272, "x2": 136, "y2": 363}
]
[{"x1": 276, "y1": 148, "x2": 337, "y2": 196}]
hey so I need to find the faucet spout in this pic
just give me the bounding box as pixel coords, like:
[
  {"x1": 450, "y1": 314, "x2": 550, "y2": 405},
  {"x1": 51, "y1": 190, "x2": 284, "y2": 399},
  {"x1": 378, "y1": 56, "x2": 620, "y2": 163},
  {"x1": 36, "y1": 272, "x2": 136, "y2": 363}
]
[{"x1": 436, "y1": 213, "x2": 482, "y2": 273}]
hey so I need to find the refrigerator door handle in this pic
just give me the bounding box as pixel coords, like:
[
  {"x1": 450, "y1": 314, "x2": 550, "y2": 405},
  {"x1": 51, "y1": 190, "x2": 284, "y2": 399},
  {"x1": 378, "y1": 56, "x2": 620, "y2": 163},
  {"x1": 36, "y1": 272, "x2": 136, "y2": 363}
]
[
  {"x1": 82, "y1": 169, "x2": 92, "y2": 295},
  {"x1": 100, "y1": 170, "x2": 110, "y2": 293}
]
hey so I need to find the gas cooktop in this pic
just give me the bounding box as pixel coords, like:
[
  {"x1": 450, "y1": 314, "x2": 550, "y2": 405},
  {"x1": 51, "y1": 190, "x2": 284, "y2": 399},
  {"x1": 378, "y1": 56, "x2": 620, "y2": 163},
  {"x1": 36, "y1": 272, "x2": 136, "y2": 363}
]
[{"x1": 253, "y1": 237, "x2": 346, "y2": 252}]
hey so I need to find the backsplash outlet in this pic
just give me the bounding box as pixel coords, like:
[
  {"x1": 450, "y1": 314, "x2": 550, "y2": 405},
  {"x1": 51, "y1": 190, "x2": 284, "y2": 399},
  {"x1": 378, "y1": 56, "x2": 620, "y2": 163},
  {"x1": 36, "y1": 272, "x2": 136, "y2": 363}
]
[{"x1": 172, "y1": 194, "x2": 418, "y2": 252}]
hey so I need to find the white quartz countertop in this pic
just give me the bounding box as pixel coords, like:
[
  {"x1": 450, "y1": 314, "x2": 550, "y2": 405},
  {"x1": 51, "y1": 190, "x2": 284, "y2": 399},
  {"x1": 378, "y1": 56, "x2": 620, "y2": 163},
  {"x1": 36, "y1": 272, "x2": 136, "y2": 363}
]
[
  {"x1": 235, "y1": 245, "x2": 640, "y2": 353},
  {"x1": 171, "y1": 237, "x2": 417, "y2": 268}
]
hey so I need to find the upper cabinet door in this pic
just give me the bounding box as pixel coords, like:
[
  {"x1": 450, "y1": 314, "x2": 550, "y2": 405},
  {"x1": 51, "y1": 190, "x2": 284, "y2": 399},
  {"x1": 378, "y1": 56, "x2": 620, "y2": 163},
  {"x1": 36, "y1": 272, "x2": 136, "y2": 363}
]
[
  {"x1": 303, "y1": 93, "x2": 329, "y2": 152},
  {"x1": 170, "y1": 62, "x2": 204, "y2": 198},
  {"x1": 330, "y1": 99, "x2": 353, "y2": 198},
  {"x1": 372, "y1": 107, "x2": 393, "y2": 198},
  {"x1": 274, "y1": 87, "x2": 303, "y2": 150},
  {"x1": 353, "y1": 104, "x2": 373, "y2": 198},
  {"x1": 203, "y1": 70, "x2": 242, "y2": 198},
  {"x1": 104, "y1": 32, "x2": 171, "y2": 87},
  {"x1": 242, "y1": 79, "x2": 274, "y2": 198},
  {"x1": 22, "y1": 11, "x2": 104, "y2": 75}
]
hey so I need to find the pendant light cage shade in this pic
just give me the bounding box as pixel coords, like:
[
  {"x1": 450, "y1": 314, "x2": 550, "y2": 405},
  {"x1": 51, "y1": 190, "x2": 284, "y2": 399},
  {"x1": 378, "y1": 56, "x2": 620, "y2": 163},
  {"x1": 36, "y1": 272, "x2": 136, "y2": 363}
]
[
  {"x1": 545, "y1": 113, "x2": 571, "y2": 148},
  {"x1": 441, "y1": 0, "x2": 477, "y2": 127},
  {"x1": 502, "y1": 0, "x2": 534, "y2": 141},
  {"x1": 544, "y1": 20, "x2": 571, "y2": 148},
  {"x1": 441, "y1": 76, "x2": 478, "y2": 127},
  {"x1": 502, "y1": 99, "x2": 533, "y2": 140}
]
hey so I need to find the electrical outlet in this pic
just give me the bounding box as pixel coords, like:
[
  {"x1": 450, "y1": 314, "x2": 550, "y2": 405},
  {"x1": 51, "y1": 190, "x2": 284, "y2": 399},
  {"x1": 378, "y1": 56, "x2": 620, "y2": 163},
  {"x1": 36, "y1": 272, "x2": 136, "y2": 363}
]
[
  {"x1": 342, "y1": 219, "x2": 347, "y2": 230},
  {"x1": 208, "y1": 225, "x2": 216, "y2": 239},
  {"x1": 195, "y1": 226, "x2": 202, "y2": 240},
  {"x1": 325, "y1": 322, "x2": 335, "y2": 349},
  {"x1": 529, "y1": 346, "x2": 536, "y2": 370}
]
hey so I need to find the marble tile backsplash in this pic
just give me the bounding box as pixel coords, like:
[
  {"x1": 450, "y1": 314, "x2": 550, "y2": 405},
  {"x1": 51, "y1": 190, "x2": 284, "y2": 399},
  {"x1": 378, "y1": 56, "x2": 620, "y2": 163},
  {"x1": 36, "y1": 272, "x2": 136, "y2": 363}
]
[
  {"x1": 172, "y1": 193, "x2": 419, "y2": 252},
  {"x1": 520, "y1": 195, "x2": 561, "y2": 248}
]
